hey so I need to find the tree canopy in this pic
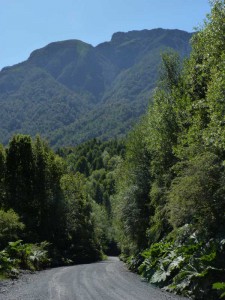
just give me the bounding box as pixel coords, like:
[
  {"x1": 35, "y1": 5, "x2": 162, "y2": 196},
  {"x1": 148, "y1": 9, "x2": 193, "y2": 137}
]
[{"x1": 113, "y1": 1, "x2": 225, "y2": 298}]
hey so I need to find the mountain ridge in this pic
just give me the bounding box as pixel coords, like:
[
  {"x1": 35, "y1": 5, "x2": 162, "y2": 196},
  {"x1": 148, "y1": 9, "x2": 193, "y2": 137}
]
[{"x1": 0, "y1": 28, "x2": 193, "y2": 146}]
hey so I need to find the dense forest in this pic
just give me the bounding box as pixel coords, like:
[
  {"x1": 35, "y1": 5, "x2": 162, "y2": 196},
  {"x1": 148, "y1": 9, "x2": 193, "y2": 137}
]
[
  {"x1": 1, "y1": 1, "x2": 225, "y2": 299},
  {"x1": 57, "y1": 138, "x2": 125, "y2": 254},
  {"x1": 112, "y1": 1, "x2": 225, "y2": 299},
  {"x1": 0, "y1": 136, "x2": 124, "y2": 277}
]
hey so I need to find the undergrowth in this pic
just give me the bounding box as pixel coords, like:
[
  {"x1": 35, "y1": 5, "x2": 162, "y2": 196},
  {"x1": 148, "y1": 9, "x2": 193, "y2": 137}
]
[
  {"x1": 0, "y1": 240, "x2": 50, "y2": 279},
  {"x1": 125, "y1": 225, "x2": 225, "y2": 299}
]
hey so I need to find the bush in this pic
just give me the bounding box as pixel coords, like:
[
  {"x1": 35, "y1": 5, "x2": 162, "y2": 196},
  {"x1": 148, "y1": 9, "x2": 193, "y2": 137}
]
[
  {"x1": 0, "y1": 240, "x2": 50, "y2": 278},
  {"x1": 0, "y1": 209, "x2": 24, "y2": 249},
  {"x1": 138, "y1": 226, "x2": 225, "y2": 299}
]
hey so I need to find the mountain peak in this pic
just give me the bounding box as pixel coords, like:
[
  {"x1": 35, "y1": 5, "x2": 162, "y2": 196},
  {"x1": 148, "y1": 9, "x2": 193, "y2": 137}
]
[
  {"x1": 0, "y1": 28, "x2": 192, "y2": 147},
  {"x1": 28, "y1": 39, "x2": 92, "y2": 64},
  {"x1": 110, "y1": 28, "x2": 192, "y2": 44}
]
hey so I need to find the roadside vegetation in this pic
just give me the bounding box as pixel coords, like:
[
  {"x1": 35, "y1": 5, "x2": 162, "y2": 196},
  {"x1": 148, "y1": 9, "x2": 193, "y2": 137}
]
[
  {"x1": 0, "y1": 136, "x2": 124, "y2": 279},
  {"x1": 0, "y1": 135, "x2": 105, "y2": 278},
  {"x1": 112, "y1": 1, "x2": 225, "y2": 299}
]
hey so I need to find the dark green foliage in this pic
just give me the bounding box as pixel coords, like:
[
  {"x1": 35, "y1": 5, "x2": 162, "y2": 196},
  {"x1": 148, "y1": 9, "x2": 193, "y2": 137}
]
[
  {"x1": 4, "y1": 135, "x2": 65, "y2": 245},
  {"x1": 0, "y1": 136, "x2": 124, "y2": 268},
  {"x1": 159, "y1": 51, "x2": 182, "y2": 92},
  {"x1": 6, "y1": 135, "x2": 35, "y2": 223},
  {"x1": 168, "y1": 152, "x2": 225, "y2": 235},
  {"x1": 113, "y1": 2, "x2": 225, "y2": 298},
  {"x1": 74, "y1": 156, "x2": 90, "y2": 176},
  {"x1": 0, "y1": 145, "x2": 6, "y2": 206},
  {"x1": 0, "y1": 209, "x2": 24, "y2": 249},
  {"x1": 60, "y1": 138, "x2": 125, "y2": 254},
  {"x1": 0, "y1": 29, "x2": 192, "y2": 147},
  {"x1": 213, "y1": 282, "x2": 225, "y2": 299},
  {"x1": 60, "y1": 173, "x2": 101, "y2": 263},
  {"x1": 113, "y1": 120, "x2": 152, "y2": 254},
  {"x1": 138, "y1": 226, "x2": 225, "y2": 299},
  {"x1": 0, "y1": 240, "x2": 50, "y2": 278},
  {"x1": 0, "y1": 134, "x2": 102, "y2": 272}
]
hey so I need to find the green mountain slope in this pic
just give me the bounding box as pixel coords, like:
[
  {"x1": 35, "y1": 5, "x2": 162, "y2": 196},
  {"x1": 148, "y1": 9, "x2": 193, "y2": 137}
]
[{"x1": 0, "y1": 29, "x2": 192, "y2": 146}]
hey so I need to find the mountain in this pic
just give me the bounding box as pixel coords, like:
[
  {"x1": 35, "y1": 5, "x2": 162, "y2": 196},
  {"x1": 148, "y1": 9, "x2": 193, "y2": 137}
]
[{"x1": 0, "y1": 28, "x2": 192, "y2": 147}]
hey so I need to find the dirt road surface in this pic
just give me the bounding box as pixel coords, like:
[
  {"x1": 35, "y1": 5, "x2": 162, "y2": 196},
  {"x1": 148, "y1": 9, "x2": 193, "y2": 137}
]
[{"x1": 0, "y1": 257, "x2": 188, "y2": 300}]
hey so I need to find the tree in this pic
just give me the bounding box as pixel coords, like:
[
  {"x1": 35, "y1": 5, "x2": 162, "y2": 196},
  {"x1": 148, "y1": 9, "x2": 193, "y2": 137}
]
[
  {"x1": 0, "y1": 144, "x2": 6, "y2": 207},
  {"x1": 33, "y1": 136, "x2": 66, "y2": 245},
  {"x1": 5, "y1": 135, "x2": 35, "y2": 239},
  {"x1": 168, "y1": 152, "x2": 225, "y2": 235},
  {"x1": 144, "y1": 52, "x2": 181, "y2": 242},
  {"x1": 0, "y1": 209, "x2": 24, "y2": 249},
  {"x1": 159, "y1": 51, "x2": 182, "y2": 92},
  {"x1": 75, "y1": 156, "x2": 90, "y2": 176},
  {"x1": 176, "y1": 0, "x2": 225, "y2": 159},
  {"x1": 113, "y1": 119, "x2": 151, "y2": 254},
  {"x1": 60, "y1": 173, "x2": 101, "y2": 263}
]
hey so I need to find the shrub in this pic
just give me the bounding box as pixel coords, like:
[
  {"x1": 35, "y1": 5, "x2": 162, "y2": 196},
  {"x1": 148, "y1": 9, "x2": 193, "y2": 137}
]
[
  {"x1": 0, "y1": 240, "x2": 50, "y2": 278},
  {"x1": 0, "y1": 209, "x2": 24, "y2": 249}
]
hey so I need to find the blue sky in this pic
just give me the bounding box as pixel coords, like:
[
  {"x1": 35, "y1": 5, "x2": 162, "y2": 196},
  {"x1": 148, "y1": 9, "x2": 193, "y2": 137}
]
[{"x1": 0, "y1": 0, "x2": 211, "y2": 70}]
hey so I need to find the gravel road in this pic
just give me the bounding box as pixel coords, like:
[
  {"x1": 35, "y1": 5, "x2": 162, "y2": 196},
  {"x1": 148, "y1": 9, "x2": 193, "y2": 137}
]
[{"x1": 0, "y1": 257, "x2": 188, "y2": 300}]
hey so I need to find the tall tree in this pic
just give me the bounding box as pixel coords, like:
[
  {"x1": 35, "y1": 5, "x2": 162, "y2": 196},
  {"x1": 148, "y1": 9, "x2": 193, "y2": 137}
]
[
  {"x1": 0, "y1": 144, "x2": 6, "y2": 207},
  {"x1": 5, "y1": 135, "x2": 35, "y2": 238},
  {"x1": 114, "y1": 119, "x2": 151, "y2": 254},
  {"x1": 60, "y1": 173, "x2": 101, "y2": 263}
]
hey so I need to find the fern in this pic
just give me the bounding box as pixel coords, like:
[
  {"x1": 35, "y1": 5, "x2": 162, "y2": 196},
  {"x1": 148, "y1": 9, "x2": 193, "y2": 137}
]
[
  {"x1": 138, "y1": 227, "x2": 225, "y2": 299},
  {"x1": 0, "y1": 240, "x2": 50, "y2": 278},
  {"x1": 213, "y1": 282, "x2": 225, "y2": 298}
]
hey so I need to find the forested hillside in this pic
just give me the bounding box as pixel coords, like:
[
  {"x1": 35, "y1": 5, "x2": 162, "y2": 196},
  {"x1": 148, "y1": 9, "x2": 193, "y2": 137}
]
[
  {"x1": 112, "y1": 1, "x2": 225, "y2": 299},
  {"x1": 0, "y1": 29, "x2": 192, "y2": 147}
]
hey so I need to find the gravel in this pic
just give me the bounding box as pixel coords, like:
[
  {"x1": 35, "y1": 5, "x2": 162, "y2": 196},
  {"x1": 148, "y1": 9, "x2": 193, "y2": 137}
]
[{"x1": 0, "y1": 257, "x2": 189, "y2": 300}]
